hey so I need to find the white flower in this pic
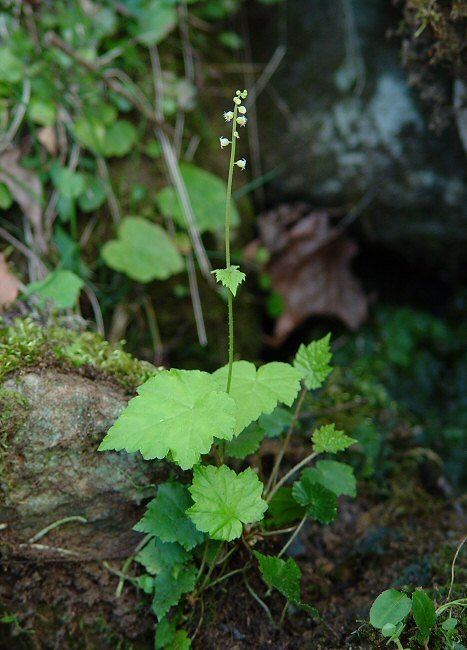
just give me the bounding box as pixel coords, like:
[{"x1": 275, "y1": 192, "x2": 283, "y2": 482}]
[
  {"x1": 236, "y1": 116, "x2": 247, "y2": 127},
  {"x1": 233, "y1": 97, "x2": 242, "y2": 106},
  {"x1": 238, "y1": 105, "x2": 247, "y2": 115},
  {"x1": 223, "y1": 111, "x2": 234, "y2": 122},
  {"x1": 235, "y1": 158, "x2": 246, "y2": 170},
  {"x1": 219, "y1": 137, "x2": 230, "y2": 148}
]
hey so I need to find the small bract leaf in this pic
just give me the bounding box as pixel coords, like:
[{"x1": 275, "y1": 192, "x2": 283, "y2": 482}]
[
  {"x1": 412, "y1": 590, "x2": 436, "y2": 640},
  {"x1": 370, "y1": 589, "x2": 412, "y2": 630},
  {"x1": 300, "y1": 460, "x2": 357, "y2": 497},
  {"x1": 102, "y1": 216, "x2": 183, "y2": 283},
  {"x1": 155, "y1": 618, "x2": 176, "y2": 649},
  {"x1": 294, "y1": 333, "x2": 332, "y2": 389},
  {"x1": 26, "y1": 270, "x2": 84, "y2": 309},
  {"x1": 226, "y1": 423, "x2": 265, "y2": 459},
  {"x1": 213, "y1": 361, "x2": 302, "y2": 434},
  {"x1": 292, "y1": 479, "x2": 338, "y2": 524},
  {"x1": 212, "y1": 265, "x2": 246, "y2": 296},
  {"x1": 103, "y1": 120, "x2": 136, "y2": 157},
  {"x1": 312, "y1": 423, "x2": 356, "y2": 454},
  {"x1": 135, "y1": 538, "x2": 190, "y2": 574},
  {"x1": 266, "y1": 487, "x2": 306, "y2": 528},
  {"x1": 152, "y1": 564, "x2": 197, "y2": 620},
  {"x1": 254, "y1": 552, "x2": 318, "y2": 617},
  {"x1": 187, "y1": 465, "x2": 267, "y2": 541},
  {"x1": 99, "y1": 369, "x2": 236, "y2": 469},
  {"x1": 51, "y1": 165, "x2": 85, "y2": 199},
  {"x1": 134, "y1": 483, "x2": 203, "y2": 551}
]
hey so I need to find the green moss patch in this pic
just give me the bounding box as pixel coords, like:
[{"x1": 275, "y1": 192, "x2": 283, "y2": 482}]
[{"x1": 0, "y1": 317, "x2": 156, "y2": 390}]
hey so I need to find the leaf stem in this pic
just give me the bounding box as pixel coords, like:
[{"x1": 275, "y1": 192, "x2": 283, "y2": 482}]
[
  {"x1": 278, "y1": 515, "x2": 307, "y2": 558},
  {"x1": 267, "y1": 451, "x2": 318, "y2": 502}
]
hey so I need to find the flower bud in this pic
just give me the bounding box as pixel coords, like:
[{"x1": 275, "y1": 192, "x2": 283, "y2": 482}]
[
  {"x1": 219, "y1": 137, "x2": 230, "y2": 148},
  {"x1": 240, "y1": 89, "x2": 248, "y2": 99},
  {"x1": 236, "y1": 116, "x2": 247, "y2": 127},
  {"x1": 233, "y1": 97, "x2": 242, "y2": 105},
  {"x1": 238, "y1": 105, "x2": 247, "y2": 115}
]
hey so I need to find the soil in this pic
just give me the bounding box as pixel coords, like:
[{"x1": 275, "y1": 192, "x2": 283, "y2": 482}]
[{"x1": 1, "y1": 473, "x2": 464, "y2": 650}]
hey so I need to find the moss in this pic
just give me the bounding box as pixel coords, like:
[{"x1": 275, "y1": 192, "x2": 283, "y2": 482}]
[{"x1": 0, "y1": 317, "x2": 156, "y2": 390}]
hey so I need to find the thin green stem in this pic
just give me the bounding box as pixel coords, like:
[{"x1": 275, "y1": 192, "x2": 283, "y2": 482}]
[
  {"x1": 267, "y1": 451, "x2": 318, "y2": 502},
  {"x1": 224, "y1": 104, "x2": 238, "y2": 395},
  {"x1": 278, "y1": 516, "x2": 307, "y2": 558}
]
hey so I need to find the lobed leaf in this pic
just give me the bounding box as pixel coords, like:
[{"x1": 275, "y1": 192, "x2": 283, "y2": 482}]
[
  {"x1": 212, "y1": 265, "x2": 246, "y2": 296},
  {"x1": 213, "y1": 361, "x2": 302, "y2": 434},
  {"x1": 294, "y1": 334, "x2": 332, "y2": 389},
  {"x1": 312, "y1": 423, "x2": 356, "y2": 454},
  {"x1": 254, "y1": 552, "x2": 318, "y2": 617},
  {"x1": 292, "y1": 479, "x2": 338, "y2": 524},
  {"x1": 266, "y1": 487, "x2": 306, "y2": 528},
  {"x1": 226, "y1": 423, "x2": 265, "y2": 459},
  {"x1": 187, "y1": 465, "x2": 267, "y2": 541},
  {"x1": 99, "y1": 369, "x2": 236, "y2": 470},
  {"x1": 152, "y1": 564, "x2": 197, "y2": 621},
  {"x1": 299, "y1": 460, "x2": 357, "y2": 498},
  {"x1": 135, "y1": 538, "x2": 190, "y2": 574},
  {"x1": 133, "y1": 483, "x2": 204, "y2": 551},
  {"x1": 370, "y1": 589, "x2": 412, "y2": 630},
  {"x1": 102, "y1": 216, "x2": 183, "y2": 283}
]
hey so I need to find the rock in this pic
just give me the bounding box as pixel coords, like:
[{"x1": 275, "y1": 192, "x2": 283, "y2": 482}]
[
  {"x1": 251, "y1": 0, "x2": 467, "y2": 266},
  {"x1": 1, "y1": 368, "x2": 161, "y2": 559}
]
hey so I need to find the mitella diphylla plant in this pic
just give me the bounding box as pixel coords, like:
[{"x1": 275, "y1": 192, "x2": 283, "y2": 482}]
[{"x1": 99, "y1": 90, "x2": 357, "y2": 646}]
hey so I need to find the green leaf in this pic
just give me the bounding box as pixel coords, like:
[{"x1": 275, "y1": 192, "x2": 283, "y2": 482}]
[
  {"x1": 187, "y1": 465, "x2": 267, "y2": 541},
  {"x1": 212, "y1": 361, "x2": 302, "y2": 435},
  {"x1": 156, "y1": 618, "x2": 176, "y2": 649},
  {"x1": 78, "y1": 176, "x2": 107, "y2": 212},
  {"x1": 134, "y1": 2, "x2": 178, "y2": 46},
  {"x1": 135, "y1": 574, "x2": 155, "y2": 594},
  {"x1": 73, "y1": 117, "x2": 106, "y2": 154},
  {"x1": 292, "y1": 479, "x2": 338, "y2": 524},
  {"x1": 254, "y1": 552, "x2": 318, "y2": 617},
  {"x1": 167, "y1": 630, "x2": 191, "y2": 650},
  {"x1": 300, "y1": 460, "x2": 357, "y2": 497},
  {"x1": 102, "y1": 216, "x2": 183, "y2": 283},
  {"x1": 152, "y1": 564, "x2": 197, "y2": 620},
  {"x1": 26, "y1": 270, "x2": 84, "y2": 309},
  {"x1": 29, "y1": 100, "x2": 56, "y2": 126},
  {"x1": 99, "y1": 369, "x2": 236, "y2": 469},
  {"x1": 0, "y1": 48, "x2": 23, "y2": 83},
  {"x1": 312, "y1": 424, "x2": 356, "y2": 454},
  {"x1": 103, "y1": 120, "x2": 136, "y2": 157},
  {"x1": 51, "y1": 165, "x2": 85, "y2": 199},
  {"x1": 156, "y1": 163, "x2": 239, "y2": 233},
  {"x1": 134, "y1": 483, "x2": 203, "y2": 551},
  {"x1": 266, "y1": 487, "x2": 306, "y2": 528},
  {"x1": 259, "y1": 407, "x2": 293, "y2": 438},
  {"x1": 370, "y1": 589, "x2": 412, "y2": 629},
  {"x1": 135, "y1": 538, "x2": 190, "y2": 574},
  {"x1": 212, "y1": 266, "x2": 246, "y2": 296},
  {"x1": 412, "y1": 590, "x2": 436, "y2": 640},
  {"x1": 0, "y1": 183, "x2": 12, "y2": 209},
  {"x1": 226, "y1": 423, "x2": 265, "y2": 459},
  {"x1": 294, "y1": 334, "x2": 332, "y2": 389}
]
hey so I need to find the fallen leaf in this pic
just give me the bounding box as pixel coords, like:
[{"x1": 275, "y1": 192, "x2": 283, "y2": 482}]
[
  {"x1": 37, "y1": 126, "x2": 58, "y2": 155},
  {"x1": 0, "y1": 148, "x2": 45, "y2": 252},
  {"x1": 0, "y1": 253, "x2": 20, "y2": 308},
  {"x1": 250, "y1": 204, "x2": 368, "y2": 345}
]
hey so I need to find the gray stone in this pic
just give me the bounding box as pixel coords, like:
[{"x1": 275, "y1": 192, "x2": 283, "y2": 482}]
[
  {"x1": 1, "y1": 369, "x2": 160, "y2": 559},
  {"x1": 253, "y1": 0, "x2": 467, "y2": 262}
]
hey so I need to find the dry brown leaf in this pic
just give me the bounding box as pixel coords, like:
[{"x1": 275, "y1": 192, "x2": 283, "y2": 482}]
[
  {"x1": 37, "y1": 126, "x2": 58, "y2": 155},
  {"x1": 0, "y1": 148, "x2": 45, "y2": 252},
  {"x1": 0, "y1": 253, "x2": 20, "y2": 308},
  {"x1": 251, "y1": 204, "x2": 368, "y2": 345}
]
